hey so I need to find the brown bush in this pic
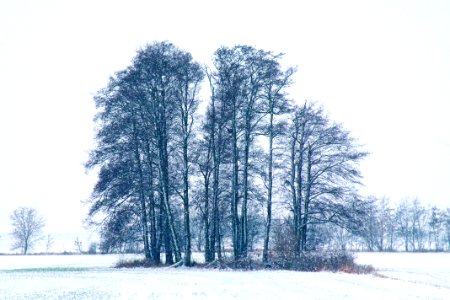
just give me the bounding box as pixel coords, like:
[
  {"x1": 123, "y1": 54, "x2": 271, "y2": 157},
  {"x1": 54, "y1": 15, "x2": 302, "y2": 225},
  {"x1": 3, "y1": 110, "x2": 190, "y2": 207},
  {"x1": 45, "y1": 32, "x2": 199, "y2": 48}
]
[{"x1": 271, "y1": 250, "x2": 374, "y2": 273}]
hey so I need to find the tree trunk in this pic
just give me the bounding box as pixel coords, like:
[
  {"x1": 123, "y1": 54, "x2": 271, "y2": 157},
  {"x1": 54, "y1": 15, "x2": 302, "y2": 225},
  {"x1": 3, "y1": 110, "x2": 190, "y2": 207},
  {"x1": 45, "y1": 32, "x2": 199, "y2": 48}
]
[
  {"x1": 163, "y1": 208, "x2": 174, "y2": 265},
  {"x1": 231, "y1": 101, "x2": 240, "y2": 260},
  {"x1": 263, "y1": 107, "x2": 274, "y2": 263},
  {"x1": 301, "y1": 144, "x2": 312, "y2": 251},
  {"x1": 149, "y1": 189, "x2": 159, "y2": 264},
  {"x1": 155, "y1": 92, "x2": 181, "y2": 262},
  {"x1": 147, "y1": 153, "x2": 160, "y2": 264},
  {"x1": 203, "y1": 171, "x2": 211, "y2": 262},
  {"x1": 295, "y1": 140, "x2": 304, "y2": 253},
  {"x1": 132, "y1": 119, "x2": 151, "y2": 261},
  {"x1": 180, "y1": 86, "x2": 194, "y2": 266},
  {"x1": 240, "y1": 124, "x2": 251, "y2": 258},
  {"x1": 290, "y1": 132, "x2": 299, "y2": 256},
  {"x1": 159, "y1": 147, "x2": 181, "y2": 262},
  {"x1": 212, "y1": 129, "x2": 223, "y2": 260},
  {"x1": 182, "y1": 133, "x2": 192, "y2": 266}
]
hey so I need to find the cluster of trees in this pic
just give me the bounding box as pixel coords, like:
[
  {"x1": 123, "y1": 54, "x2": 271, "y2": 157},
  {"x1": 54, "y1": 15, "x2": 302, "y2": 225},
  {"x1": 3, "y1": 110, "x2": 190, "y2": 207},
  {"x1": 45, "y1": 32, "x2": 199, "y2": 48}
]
[
  {"x1": 357, "y1": 197, "x2": 450, "y2": 252},
  {"x1": 86, "y1": 41, "x2": 369, "y2": 265},
  {"x1": 271, "y1": 197, "x2": 450, "y2": 253}
]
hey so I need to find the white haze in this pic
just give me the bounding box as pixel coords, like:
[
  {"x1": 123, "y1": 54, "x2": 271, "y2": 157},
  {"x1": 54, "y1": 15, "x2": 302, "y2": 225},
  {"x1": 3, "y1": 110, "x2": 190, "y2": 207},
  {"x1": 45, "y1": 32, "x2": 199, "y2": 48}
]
[{"x1": 0, "y1": 0, "x2": 449, "y2": 251}]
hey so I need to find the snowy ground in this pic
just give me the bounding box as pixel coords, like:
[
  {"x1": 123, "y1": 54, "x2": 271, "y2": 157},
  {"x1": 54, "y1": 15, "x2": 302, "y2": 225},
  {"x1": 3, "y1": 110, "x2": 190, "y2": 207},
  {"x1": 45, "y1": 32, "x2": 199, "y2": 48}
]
[{"x1": 0, "y1": 252, "x2": 449, "y2": 299}]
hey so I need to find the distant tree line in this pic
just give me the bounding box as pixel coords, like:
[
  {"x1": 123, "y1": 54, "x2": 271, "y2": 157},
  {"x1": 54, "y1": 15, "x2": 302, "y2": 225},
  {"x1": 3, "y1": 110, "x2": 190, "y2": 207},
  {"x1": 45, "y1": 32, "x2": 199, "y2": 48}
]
[
  {"x1": 85, "y1": 41, "x2": 369, "y2": 265},
  {"x1": 353, "y1": 197, "x2": 450, "y2": 252}
]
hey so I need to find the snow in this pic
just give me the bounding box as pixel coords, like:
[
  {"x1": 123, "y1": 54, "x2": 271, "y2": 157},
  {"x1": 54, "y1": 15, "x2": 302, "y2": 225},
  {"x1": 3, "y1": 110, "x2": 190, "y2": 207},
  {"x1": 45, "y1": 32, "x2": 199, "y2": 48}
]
[
  {"x1": 0, "y1": 254, "x2": 135, "y2": 270},
  {"x1": 355, "y1": 252, "x2": 450, "y2": 292},
  {"x1": 0, "y1": 253, "x2": 449, "y2": 299}
]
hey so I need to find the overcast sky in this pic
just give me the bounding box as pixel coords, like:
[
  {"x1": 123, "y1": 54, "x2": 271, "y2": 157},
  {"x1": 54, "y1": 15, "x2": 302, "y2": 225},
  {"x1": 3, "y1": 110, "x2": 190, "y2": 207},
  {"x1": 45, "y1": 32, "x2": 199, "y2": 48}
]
[{"x1": 1, "y1": 0, "x2": 449, "y2": 252}]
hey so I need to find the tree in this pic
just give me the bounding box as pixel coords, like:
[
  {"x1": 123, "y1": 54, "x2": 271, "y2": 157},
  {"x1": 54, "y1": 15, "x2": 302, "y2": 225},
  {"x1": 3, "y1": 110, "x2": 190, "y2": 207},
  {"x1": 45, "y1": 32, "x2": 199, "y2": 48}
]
[
  {"x1": 444, "y1": 209, "x2": 450, "y2": 251},
  {"x1": 428, "y1": 206, "x2": 443, "y2": 251},
  {"x1": 288, "y1": 102, "x2": 368, "y2": 253},
  {"x1": 74, "y1": 236, "x2": 83, "y2": 253},
  {"x1": 197, "y1": 67, "x2": 233, "y2": 262},
  {"x1": 359, "y1": 196, "x2": 394, "y2": 251},
  {"x1": 209, "y1": 45, "x2": 295, "y2": 260},
  {"x1": 410, "y1": 198, "x2": 427, "y2": 251},
  {"x1": 87, "y1": 41, "x2": 203, "y2": 265},
  {"x1": 46, "y1": 234, "x2": 54, "y2": 253},
  {"x1": 170, "y1": 52, "x2": 203, "y2": 266},
  {"x1": 378, "y1": 197, "x2": 394, "y2": 251},
  {"x1": 98, "y1": 206, "x2": 142, "y2": 253},
  {"x1": 261, "y1": 58, "x2": 295, "y2": 263},
  {"x1": 395, "y1": 199, "x2": 411, "y2": 251},
  {"x1": 10, "y1": 207, "x2": 45, "y2": 254},
  {"x1": 361, "y1": 197, "x2": 380, "y2": 251}
]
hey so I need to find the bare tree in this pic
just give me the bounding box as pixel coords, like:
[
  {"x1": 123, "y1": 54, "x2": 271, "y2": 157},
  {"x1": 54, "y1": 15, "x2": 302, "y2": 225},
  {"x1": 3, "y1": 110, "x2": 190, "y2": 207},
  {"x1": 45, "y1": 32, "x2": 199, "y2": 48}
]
[
  {"x1": 445, "y1": 209, "x2": 450, "y2": 251},
  {"x1": 410, "y1": 198, "x2": 427, "y2": 251},
  {"x1": 46, "y1": 234, "x2": 54, "y2": 253},
  {"x1": 288, "y1": 102, "x2": 368, "y2": 253},
  {"x1": 171, "y1": 53, "x2": 203, "y2": 266},
  {"x1": 10, "y1": 207, "x2": 45, "y2": 254},
  {"x1": 359, "y1": 196, "x2": 394, "y2": 251},
  {"x1": 74, "y1": 236, "x2": 83, "y2": 253},
  {"x1": 87, "y1": 42, "x2": 203, "y2": 265},
  {"x1": 428, "y1": 206, "x2": 443, "y2": 251},
  {"x1": 395, "y1": 199, "x2": 411, "y2": 251},
  {"x1": 210, "y1": 45, "x2": 295, "y2": 260},
  {"x1": 259, "y1": 57, "x2": 295, "y2": 263}
]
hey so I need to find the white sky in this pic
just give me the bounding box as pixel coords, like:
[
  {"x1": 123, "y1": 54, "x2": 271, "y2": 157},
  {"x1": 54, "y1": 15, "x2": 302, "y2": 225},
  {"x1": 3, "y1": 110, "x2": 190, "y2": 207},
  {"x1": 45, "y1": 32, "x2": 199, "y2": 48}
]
[{"x1": 0, "y1": 0, "x2": 449, "y2": 252}]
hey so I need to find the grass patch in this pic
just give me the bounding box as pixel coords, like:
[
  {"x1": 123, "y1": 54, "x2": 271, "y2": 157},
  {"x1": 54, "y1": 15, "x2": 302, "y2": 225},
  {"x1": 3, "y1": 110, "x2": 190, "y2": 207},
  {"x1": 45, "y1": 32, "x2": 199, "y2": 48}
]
[{"x1": 4, "y1": 267, "x2": 91, "y2": 273}]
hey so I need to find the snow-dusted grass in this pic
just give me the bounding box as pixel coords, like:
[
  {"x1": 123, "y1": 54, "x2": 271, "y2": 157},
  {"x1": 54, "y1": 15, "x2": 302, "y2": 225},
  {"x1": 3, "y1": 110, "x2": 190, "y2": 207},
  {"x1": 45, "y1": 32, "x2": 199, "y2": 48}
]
[
  {"x1": 355, "y1": 252, "x2": 450, "y2": 291},
  {"x1": 0, "y1": 252, "x2": 449, "y2": 299},
  {"x1": 0, "y1": 254, "x2": 140, "y2": 271}
]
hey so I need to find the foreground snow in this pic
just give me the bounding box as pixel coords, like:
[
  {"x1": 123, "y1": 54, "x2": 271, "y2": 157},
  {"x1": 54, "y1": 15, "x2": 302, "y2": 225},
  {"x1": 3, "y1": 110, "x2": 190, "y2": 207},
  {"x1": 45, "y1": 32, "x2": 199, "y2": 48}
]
[
  {"x1": 356, "y1": 252, "x2": 450, "y2": 293},
  {"x1": 0, "y1": 253, "x2": 449, "y2": 299}
]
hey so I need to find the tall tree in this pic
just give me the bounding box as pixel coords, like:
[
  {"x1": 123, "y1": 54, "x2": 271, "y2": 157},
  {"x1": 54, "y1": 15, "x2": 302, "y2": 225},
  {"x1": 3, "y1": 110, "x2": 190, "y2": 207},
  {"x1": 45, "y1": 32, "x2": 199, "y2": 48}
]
[
  {"x1": 261, "y1": 60, "x2": 295, "y2": 263},
  {"x1": 171, "y1": 51, "x2": 204, "y2": 266},
  {"x1": 86, "y1": 66, "x2": 157, "y2": 262},
  {"x1": 200, "y1": 68, "x2": 232, "y2": 261},
  {"x1": 210, "y1": 45, "x2": 295, "y2": 260},
  {"x1": 87, "y1": 42, "x2": 203, "y2": 265},
  {"x1": 288, "y1": 102, "x2": 368, "y2": 253}
]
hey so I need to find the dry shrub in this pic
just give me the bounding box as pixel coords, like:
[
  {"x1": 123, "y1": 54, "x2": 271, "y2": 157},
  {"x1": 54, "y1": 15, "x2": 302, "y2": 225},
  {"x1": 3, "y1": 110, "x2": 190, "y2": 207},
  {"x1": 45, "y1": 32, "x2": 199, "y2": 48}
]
[
  {"x1": 115, "y1": 258, "x2": 159, "y2": 268},
  {"x1": 202, "y1": 257, "x2": 264, "y2": 270},
  {"x1": 271, "y1": 250, "x2": 374, "y2": 274},
  {"x1": 270, "y1": 222, "x2": 374, "y2": 273}
]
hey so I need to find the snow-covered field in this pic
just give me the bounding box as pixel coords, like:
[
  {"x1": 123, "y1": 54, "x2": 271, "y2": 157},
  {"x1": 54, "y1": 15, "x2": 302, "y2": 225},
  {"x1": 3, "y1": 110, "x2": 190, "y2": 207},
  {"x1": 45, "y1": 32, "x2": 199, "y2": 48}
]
[{"x1": 0, "y1": 252, "x2": 449, "y2": 299}]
